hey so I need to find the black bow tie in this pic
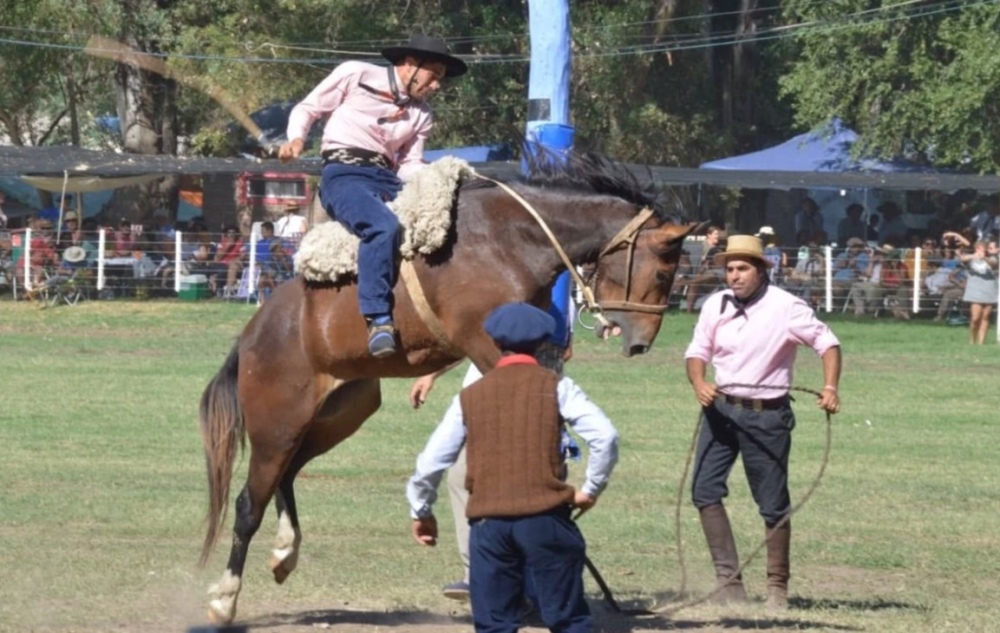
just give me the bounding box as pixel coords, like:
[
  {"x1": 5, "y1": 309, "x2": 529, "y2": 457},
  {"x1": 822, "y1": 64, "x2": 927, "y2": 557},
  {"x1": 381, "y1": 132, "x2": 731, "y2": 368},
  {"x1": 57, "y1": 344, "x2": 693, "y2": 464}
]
[{"x1": 720, "y1": 279, "x2": 770, "y2": 317}]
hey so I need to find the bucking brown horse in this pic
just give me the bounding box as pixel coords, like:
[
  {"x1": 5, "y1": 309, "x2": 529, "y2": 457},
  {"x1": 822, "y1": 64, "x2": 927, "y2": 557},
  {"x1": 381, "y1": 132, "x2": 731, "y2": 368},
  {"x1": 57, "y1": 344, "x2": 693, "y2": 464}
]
[{"x1": 198, "y1": 152, "x2": 702, "y2": 624}]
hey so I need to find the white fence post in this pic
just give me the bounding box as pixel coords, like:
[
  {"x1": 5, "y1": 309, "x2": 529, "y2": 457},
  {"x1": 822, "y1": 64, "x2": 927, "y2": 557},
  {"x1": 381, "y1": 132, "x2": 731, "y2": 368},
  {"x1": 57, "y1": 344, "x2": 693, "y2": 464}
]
[
  {"x1": 23, "y1": 228, "x2": 32, "y2": 291},
  {"x1": 247, "y1": 231, "x2": 258, "y2": 304},
  {"x1": 913, "y1": 247, "x2": 922, "y2": 314},
  {"x1": 823, "y1": 246, "x2": 833, "y2": 313},
  {"x1": 174, "y1": 231, "x2": 183, "y2": 293},
  {"x1": 97, "y1": 229, "x2": 106, "y2": 291}
]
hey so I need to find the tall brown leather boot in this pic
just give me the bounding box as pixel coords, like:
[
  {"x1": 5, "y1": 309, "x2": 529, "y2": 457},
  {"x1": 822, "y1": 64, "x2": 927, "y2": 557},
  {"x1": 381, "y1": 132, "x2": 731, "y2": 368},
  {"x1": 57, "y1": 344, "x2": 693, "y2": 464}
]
[
  {"x1": 765, "y1": 520, "x2": 791, "y2": 610},
  {"x1": 698, "y1": 503, "x2": 748, "y2": 603}
]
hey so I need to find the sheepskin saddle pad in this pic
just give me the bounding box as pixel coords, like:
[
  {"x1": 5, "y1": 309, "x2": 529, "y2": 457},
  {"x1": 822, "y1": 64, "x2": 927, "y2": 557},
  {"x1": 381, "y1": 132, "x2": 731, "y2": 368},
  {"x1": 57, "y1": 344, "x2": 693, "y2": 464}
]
[{"x1": 294, "y1": 156, "x2": 474, "y2": 282}]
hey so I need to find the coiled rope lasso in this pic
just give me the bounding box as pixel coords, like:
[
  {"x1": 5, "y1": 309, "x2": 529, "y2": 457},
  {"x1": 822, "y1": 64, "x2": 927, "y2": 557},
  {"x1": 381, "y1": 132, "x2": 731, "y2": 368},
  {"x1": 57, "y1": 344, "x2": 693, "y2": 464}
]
[{"x1": 581, "y1": 383, "x2": 833, "y2": 618}]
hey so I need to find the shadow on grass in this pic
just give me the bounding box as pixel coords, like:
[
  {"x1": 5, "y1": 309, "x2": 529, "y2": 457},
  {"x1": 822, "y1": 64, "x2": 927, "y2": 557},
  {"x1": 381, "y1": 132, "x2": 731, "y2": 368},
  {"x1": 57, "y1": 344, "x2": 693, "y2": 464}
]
[
  {"x1": 245, "y1": 608, "x2": 474, "y2": 628},
  {"x1": 791, "y1": 596, "x2": 928, "y2": 612}
]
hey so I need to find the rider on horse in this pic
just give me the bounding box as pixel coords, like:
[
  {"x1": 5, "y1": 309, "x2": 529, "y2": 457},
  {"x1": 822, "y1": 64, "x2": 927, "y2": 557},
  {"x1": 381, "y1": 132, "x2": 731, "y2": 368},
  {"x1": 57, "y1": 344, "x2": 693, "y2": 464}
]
[{"x1": 278, "y1": 34, "x2": 468, "y2": 357}]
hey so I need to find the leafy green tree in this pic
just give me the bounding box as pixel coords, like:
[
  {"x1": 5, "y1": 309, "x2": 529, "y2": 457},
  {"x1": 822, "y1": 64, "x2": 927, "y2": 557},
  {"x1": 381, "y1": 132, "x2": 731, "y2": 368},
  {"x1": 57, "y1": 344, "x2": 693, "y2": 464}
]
[{"x1": 779, "y1": 1, "x2": 1000, "y2": 172}]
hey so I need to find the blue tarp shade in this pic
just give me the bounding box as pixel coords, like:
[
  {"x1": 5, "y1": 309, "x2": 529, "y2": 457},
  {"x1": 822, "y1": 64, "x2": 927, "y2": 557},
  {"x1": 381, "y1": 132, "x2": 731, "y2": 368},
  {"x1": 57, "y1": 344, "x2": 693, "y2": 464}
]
[
  {"x1": 424, "y1": 144, "x2": 513, "y2": 163},
  {"x1": 700, "y1": 119, "x2": 931, "y2": 173}
]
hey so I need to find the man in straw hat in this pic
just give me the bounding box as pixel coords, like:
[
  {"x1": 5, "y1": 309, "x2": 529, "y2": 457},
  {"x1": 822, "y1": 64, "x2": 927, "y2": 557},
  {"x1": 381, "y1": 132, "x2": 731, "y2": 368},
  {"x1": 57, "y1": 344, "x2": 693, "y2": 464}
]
[
  {"x1": 279, "y1": 34, "x2": 468, "y2": 358},
  {"x1": 274, "y1": 200, "x2": 309, "y2": 240},
  {"x1": 684, "y1": 234, "x2": 842, "y2": 610},
  {"x1": 407, "y1": 302, "x2": 618, "y2": 632}
]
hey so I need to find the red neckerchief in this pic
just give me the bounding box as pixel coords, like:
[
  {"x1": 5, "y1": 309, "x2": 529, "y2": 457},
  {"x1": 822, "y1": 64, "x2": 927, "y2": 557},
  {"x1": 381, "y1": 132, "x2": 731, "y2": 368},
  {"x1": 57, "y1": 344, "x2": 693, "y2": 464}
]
[{"x1": 496, "y1": 354, "x2": 538, "y2": 368}]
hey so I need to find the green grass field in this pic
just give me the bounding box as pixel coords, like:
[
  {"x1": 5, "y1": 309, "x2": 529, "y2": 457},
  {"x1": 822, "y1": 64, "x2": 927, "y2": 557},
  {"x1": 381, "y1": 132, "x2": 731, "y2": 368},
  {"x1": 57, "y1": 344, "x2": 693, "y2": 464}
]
[{"x1": 0, "y1": 301, "x2": 997, "y2": 632}]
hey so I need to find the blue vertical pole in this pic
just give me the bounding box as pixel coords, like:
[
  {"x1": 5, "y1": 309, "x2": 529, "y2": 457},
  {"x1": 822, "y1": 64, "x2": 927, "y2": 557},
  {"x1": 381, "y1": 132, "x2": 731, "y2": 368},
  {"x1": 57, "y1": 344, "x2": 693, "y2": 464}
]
[{"x1": 524, "y1": 0, "x2": 574, "y2": 347}]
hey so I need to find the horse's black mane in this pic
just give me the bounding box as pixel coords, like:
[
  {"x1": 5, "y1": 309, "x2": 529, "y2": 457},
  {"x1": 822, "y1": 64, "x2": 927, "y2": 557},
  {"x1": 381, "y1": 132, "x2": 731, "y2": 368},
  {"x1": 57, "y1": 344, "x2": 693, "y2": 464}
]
[{"x1": 521, "y1": 148, "x2": 687, "y2": 223}]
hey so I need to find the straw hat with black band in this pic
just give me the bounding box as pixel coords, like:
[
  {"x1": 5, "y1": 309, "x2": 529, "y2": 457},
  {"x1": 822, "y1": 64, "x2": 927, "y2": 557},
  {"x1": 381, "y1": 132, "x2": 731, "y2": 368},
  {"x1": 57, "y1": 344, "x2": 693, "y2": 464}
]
[
  {"x1": 713, "y1": 235, "x2": 773, "y2": 269},
  {"x1": 381, "y1": 34, "x2": 468, "y2": 78}
]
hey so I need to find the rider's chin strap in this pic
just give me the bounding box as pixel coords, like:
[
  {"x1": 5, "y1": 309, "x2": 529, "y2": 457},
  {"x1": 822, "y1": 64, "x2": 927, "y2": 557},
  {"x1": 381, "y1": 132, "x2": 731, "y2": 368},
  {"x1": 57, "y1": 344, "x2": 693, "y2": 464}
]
[{"x1": 471, "y1": 171, "x2": 642, "y2": 329}]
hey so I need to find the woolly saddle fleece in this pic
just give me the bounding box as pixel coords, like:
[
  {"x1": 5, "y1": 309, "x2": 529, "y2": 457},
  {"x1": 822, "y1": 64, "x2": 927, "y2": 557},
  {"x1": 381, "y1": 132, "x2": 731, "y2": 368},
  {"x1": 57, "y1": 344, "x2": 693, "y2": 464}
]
[{"x1": 294, "y1": 156, "x2": 475, "y2": 282}]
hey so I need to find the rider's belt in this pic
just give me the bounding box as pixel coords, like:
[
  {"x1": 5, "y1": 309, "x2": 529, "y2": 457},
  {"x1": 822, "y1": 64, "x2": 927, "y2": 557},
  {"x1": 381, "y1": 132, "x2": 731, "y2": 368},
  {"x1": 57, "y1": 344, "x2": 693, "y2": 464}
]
[
  {"x1": 720, "y1": 394, "x2": 790, "y2": 412},
  {"x1": 321, "y1": 147, "x2": 392, "y2": 170}
]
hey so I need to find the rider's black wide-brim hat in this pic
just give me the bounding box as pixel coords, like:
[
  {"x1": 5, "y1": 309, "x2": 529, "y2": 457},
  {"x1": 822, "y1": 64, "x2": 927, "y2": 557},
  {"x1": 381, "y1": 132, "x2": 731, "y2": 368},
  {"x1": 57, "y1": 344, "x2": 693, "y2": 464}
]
[{"x1": 381, "y1": 34, "x2": 468, "y2": 78}]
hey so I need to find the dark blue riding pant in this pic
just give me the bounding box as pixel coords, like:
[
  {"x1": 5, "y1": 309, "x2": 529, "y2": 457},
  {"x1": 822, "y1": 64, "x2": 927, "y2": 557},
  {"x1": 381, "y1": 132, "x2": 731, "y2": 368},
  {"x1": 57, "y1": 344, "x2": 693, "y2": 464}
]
[
  {"x1": 691, "y1": 397, "x2": 795, "y2": 525},
  {"x1": 320, "y1": 163, "x2": 402, "y2": 317},
  {"x1": 469, "y1": 507, "x2": 591, "y2": 633}
]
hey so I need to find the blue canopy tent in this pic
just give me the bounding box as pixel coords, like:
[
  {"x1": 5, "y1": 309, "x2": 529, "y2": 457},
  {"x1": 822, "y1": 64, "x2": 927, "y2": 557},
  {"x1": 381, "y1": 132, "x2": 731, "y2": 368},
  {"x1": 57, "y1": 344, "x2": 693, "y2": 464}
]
[
  {"x1": 699, "y1": 119, "x2": 938, "y2": 243},
  {"x1": 700, "y1": 119, "x2": 929, "y2": 174}
]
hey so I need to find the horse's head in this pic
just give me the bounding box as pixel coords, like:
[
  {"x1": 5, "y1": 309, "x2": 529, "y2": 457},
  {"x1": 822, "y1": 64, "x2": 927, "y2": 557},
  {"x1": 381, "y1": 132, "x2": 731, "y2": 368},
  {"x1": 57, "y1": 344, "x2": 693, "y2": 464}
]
[{"x1": 589, "y1": 218, "x2": 707, "y2": 356}]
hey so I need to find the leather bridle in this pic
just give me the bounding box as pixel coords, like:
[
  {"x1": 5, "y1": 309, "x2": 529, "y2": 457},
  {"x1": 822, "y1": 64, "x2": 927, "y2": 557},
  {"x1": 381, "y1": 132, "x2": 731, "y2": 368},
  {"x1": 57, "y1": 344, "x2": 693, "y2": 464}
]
[{"x1": 584, "y1": 209, "x2": 674, "y2": 316}]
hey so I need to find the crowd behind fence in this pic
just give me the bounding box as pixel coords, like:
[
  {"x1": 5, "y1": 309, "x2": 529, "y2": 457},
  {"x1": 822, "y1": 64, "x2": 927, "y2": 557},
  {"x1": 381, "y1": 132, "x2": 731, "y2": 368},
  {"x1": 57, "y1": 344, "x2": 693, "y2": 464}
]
[
  {"x1": 2, "y1": 222, "x2": 997, "y2": 339},
  {"x1": 0, "y1": 220, "x2": 302, "y2": 306}
]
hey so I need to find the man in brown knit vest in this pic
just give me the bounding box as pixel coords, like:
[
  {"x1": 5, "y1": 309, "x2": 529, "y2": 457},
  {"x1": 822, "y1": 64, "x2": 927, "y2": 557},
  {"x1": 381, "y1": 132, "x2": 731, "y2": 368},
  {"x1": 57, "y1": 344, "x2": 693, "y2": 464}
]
[{"x1": 407, "y1": 302, "x2": 619, "y2": 633}]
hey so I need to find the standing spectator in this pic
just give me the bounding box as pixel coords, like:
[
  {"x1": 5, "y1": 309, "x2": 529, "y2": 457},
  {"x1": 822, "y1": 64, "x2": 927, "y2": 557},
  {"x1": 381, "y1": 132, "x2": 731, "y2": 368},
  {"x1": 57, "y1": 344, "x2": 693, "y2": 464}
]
[
  {"x1": 878, "y1": 201, "x2": 908, "y2": 244},
  {"x1": 866, "y1": 212, "x2": 881, "y2": 243},
  {"x1": 837, "y1": 203, "x2": 867, "y2": 247},
  {"x1": 256, "y1": 240, "x2": 295, "y2": 303},
  {"x1": 684, "y1": 235, "x2": 841, "y2": 610},
  {"x1": 273, "y1": 201, "x2": 309, "y2": 242},
  {"x1": 407, "y1": 302, "x2": 618, "y2": 633},
  {"x1": 945, "y1": 231, "x2": 998, "y2": 344},
  {"x1": 966, "y1": 202, "x2": 1000, "y2": 243},
  {"x1": 683, "y1": 225, "x2": 724, "y2": 312},
  {"x1": 794, "y1": 197, "x2": 825, "y2": 246}
]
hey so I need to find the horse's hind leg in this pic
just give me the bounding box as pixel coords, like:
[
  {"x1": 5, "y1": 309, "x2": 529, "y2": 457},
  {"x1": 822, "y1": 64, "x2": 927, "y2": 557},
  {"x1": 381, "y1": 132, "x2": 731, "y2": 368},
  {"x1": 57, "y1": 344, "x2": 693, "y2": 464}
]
[
  {"x1": 208, "y1": 393, "x2": 319, "y2": 624},
  {"x1": 270, "y1": 378, "x2": 383, "y2": 585}
]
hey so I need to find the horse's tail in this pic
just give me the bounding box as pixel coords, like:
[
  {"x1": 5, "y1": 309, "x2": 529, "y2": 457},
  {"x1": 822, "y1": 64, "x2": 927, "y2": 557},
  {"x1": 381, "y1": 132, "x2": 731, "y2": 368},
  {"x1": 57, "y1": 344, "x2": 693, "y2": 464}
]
[{"x1": 198, "y1": 342, "x2": 244, "y2": 567}]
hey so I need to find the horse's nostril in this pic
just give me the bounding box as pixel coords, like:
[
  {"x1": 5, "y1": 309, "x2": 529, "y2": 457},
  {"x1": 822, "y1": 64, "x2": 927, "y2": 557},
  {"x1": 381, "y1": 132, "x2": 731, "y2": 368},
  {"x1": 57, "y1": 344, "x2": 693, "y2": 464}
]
[{"x1": 628, "y1": 344, "x2": 649, "y2": 357}]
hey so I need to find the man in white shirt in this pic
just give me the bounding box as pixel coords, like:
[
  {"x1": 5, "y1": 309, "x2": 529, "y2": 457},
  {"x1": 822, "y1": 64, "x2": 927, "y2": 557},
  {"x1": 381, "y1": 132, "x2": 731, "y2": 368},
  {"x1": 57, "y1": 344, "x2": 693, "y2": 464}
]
[{"x1": 273, "y1": 201, "x2": 309, "y2": 241}]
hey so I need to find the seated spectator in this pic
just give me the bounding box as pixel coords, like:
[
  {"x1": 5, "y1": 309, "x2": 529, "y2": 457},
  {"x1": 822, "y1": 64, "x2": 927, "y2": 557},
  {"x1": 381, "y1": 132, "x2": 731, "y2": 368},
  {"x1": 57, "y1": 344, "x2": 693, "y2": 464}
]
[
  {"x1": 112, "y1": 219, "x2": 136, "y2": 257},
  {"x1": 850, "y1": 244, "x2": 908, "y2": 317},
  {"x1": 161, "y1": 242, "x2": 219, "y2": 293},
  {"x1": 14, "y1": 218, "x2": 60, "y2": 286},
  {"x1": 224, "y1": 221, "x2": 275, "y2": 298},
  {"x1": 257, "y1": 240, "x2": 295, "y2": 303},
  {"x1": 866, "y1": 213, "x2": 881, "y2": 243},
  {"x1": 878, "y1": 201, "x2": 909, "y2": 244},
  {"x1": 925, "y1": 243, "x2": 966, "y2": 321},
  {"x1": 794, "y1": 197, "x2": 825, "y2": 246},
  {"x1": 757, "y1": 226, "x2": 788, "y2": 284},
  {"x1": 786, "y1": 241, "x2": 825, "y2": 306},
  {"x1": 683, "y1": 225, "x2": 724, "y2": 312},
  {"x1": 832, "y1": 237, "x2": 869, "y2": 298},
  {"x1": 56, "y1": 211, "x2": 83, "y2": 254}
]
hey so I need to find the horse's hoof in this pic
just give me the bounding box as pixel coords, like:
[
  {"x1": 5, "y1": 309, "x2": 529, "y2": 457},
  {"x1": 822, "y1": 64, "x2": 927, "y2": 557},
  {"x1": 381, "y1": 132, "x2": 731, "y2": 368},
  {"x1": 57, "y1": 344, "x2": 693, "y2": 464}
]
[
  {"x1": 271, "y1": 557, "x2": 291, "y2": 584},
  {"x1": 206, "y1": 605, "x2": 233, "y2": 626}
]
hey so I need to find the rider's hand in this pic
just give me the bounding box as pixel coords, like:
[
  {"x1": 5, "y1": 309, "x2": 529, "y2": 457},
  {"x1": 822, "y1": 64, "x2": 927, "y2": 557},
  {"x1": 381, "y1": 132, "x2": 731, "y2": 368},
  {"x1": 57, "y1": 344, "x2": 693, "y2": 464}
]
[
  {"x1": 409, "y1": 373, "x2": 437, "y2": 409},
  {"x1": 278, "y1": 138, "x2": 305, "y2": 163}
]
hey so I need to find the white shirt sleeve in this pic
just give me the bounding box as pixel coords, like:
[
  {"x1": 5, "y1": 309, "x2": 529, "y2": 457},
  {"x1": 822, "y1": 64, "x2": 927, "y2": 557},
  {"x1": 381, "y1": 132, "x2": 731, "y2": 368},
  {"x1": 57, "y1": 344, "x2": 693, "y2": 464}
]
[
  {"x1": 405, "y1": 394, "x2": 467, "y2": 519},
  {"x1": 557, "y1": 376, "x2": 618, "y2": 498}
]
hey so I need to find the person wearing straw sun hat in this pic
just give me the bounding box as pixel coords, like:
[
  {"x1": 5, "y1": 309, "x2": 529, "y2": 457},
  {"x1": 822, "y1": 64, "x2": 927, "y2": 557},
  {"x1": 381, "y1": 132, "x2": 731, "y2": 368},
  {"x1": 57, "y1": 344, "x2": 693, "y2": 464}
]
[
  {"x1": 684, "y1": 234, "x2": 842, "y2": 610},
  {"x1": 279, "y1": 34, "x2": 468, "y2": 358}
]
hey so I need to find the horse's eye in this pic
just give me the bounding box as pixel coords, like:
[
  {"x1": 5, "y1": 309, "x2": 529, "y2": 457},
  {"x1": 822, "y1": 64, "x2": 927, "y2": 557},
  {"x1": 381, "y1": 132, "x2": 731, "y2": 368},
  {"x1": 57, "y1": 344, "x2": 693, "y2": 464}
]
[{"x1": 655, "y1": 269, "x2": 673, "y2": 285}]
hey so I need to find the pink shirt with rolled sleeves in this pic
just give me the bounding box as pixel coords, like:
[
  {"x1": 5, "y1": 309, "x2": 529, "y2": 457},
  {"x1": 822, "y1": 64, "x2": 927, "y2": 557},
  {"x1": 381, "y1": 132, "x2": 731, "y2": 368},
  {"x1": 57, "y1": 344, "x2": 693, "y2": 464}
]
[
  {"x1": 285, "y1": 60, "x2": 433, "y2": 182},
  {"x1": 684, "y1": 285, "x2": 841, "y2": 400}
]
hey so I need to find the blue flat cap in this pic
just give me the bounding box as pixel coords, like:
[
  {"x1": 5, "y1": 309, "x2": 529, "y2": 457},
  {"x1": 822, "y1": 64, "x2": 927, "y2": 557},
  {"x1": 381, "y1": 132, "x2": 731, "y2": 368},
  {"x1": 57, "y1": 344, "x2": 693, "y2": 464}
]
[{"x1": 483, "y1": 302, "x2": 557, "y2": 353}]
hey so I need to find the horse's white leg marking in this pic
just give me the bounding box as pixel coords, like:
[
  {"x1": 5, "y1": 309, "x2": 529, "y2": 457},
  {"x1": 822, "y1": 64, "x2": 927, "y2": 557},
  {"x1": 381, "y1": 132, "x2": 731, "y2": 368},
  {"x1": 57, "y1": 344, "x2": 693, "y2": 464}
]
[
  {"x1": 207, "y1": 569, "x2": 241, "y2": 625},
  {"x1": 270, "y1": 509, "x2": 301, "y2": 584}
]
